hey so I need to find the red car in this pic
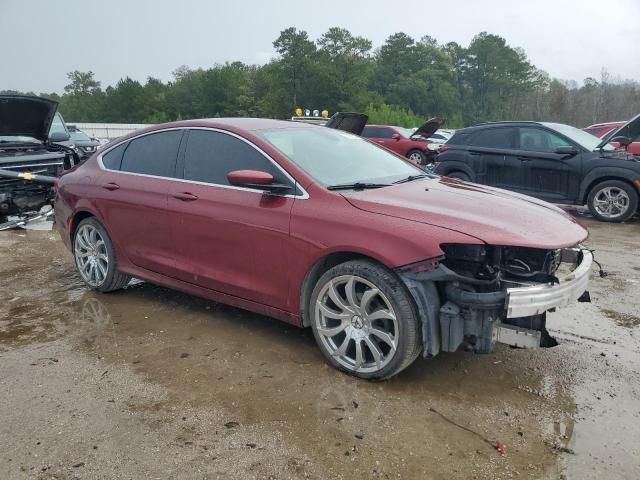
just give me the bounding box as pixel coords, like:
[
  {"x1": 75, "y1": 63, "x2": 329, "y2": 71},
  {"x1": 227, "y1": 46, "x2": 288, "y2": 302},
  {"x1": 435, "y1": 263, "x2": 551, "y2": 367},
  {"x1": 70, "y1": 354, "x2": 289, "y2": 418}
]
[
  {"x1": 55, "y1": 118, "x2": 592, "y2": 379},
  {"x1": 584, "y1": 121, "x2": 640, "y2": 155},
  {"x1": 361, "y1": 119, "x2": 441, "y2": 165}
]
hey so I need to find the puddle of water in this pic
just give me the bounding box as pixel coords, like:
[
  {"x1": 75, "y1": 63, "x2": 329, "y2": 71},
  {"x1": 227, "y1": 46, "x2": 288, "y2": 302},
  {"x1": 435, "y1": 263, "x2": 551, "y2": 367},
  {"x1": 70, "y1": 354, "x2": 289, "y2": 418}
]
[{"x1": 2, "y1": 219, "x2": 640, "y2": 479}]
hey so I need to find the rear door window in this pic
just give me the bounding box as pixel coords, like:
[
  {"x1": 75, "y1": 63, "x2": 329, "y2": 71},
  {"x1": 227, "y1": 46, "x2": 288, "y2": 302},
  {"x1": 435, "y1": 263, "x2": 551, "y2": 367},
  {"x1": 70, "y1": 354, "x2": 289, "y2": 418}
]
[
  {"x1": 182, "y1": 130, "x2": 289, "y2": 187},
  {"x1": 120, "y1": 130, "x2": 183, "y2": 177},
  {"x1": 470, "y1": 128, "x2": 517, "y2": 149}
]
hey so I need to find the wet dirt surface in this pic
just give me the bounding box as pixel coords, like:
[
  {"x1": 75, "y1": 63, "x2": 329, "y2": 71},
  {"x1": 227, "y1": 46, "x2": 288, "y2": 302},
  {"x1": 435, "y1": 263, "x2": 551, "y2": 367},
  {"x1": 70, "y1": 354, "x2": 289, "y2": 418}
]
[{"x1": 1, "y1": 214, "x2": 639, "y2": 479}]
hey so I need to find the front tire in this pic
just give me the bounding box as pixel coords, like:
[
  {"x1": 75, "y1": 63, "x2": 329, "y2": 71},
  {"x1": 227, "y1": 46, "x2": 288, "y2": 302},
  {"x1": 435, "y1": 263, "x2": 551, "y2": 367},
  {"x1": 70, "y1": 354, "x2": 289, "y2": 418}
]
[
  {"x1": 309, "y1": 260, "x2": 422, "y2": 380},
  {"x1": 73, "y1": 217, "x2": 131, "y2": 292},
  {"x1": 587, "y1": 180, "x2": 638, "y2": 222}
]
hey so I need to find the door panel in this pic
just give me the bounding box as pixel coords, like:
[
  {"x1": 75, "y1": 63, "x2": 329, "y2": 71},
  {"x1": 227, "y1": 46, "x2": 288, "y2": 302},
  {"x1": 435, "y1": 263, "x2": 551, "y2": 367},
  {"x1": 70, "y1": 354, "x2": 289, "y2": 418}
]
[
  {"x1": 168, "y1": 184, "x2": 294, "y2": 308},
  {"x1": 94, "y1": 171, "x2": 177, "y2": 275},
  {"x1": 467, "y1": 127, "x2": 521, "y2": 189},
  {"x1": 92, "y1": 129, "x2": 183, "y2": 276},
  {"x1": 515, "y1": 151, "x2": 581, "y2": 202},
  {"x1": 517, "y1": 127, "x2": 582, "y2": 202},
  {"x1": 168, "y1": 129, "x2": 296, "y2": 310}
]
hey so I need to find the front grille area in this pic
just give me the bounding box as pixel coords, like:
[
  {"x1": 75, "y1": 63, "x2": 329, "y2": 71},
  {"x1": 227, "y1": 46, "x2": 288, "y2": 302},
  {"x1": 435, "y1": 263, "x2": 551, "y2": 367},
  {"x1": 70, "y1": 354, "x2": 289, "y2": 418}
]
[{"x1": 0, "y1": 162, "x2": 63, "y2": 187}]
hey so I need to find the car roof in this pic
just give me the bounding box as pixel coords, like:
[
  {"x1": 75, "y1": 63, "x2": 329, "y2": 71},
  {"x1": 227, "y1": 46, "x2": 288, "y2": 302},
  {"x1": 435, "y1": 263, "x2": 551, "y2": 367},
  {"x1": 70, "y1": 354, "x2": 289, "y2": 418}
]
[
  {"x1": 585, "y1": 121, "x2": 625, "y2": 128},
  {"x1": 454, "y1": 121, "x2": 543, "y2": 133},
  {"x1": 99, "y1": 118, "x2": 322, "y2": 150},
  {"x1": 150, "y1": 118, "x2": 315, "y2": 133}
]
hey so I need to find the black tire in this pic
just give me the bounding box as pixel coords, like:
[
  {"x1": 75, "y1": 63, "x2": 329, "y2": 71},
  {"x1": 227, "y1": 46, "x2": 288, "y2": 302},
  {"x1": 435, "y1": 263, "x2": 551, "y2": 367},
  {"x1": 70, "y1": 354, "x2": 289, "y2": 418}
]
[
  {"x1": 407, "y1": 149, "x2": 427, "y2": 165},
  {"x1": 309, "y1": 260, "x2": 422, "y2": 380},
  {"x1": 446, "y1": 171, "x2": 471, "y2": 181},
  {"x1": 73, "y1": 217, "x2": 131, "y2": 292},
  {"x1": 587, "y1": 180, "x2": 638, "y2": 223}
]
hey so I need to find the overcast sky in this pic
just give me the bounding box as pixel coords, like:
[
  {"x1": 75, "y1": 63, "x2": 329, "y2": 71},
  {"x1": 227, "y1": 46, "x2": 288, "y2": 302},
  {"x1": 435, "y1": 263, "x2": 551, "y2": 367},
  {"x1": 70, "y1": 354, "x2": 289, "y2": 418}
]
[{"x1": 3, "y1": 0, "x2": 640, "y2": 93}]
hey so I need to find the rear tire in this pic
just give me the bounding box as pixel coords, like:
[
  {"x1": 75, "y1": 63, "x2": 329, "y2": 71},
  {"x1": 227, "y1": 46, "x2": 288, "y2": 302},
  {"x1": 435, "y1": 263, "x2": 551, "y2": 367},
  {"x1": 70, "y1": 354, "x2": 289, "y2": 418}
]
[
  {"x1": 407, "y1": 149, "x2": 427, "y2": 165},
  {"x1": 309, "y1": 260, "x2": 422, "y2": 380},
  {"x1": 446, "y1": 171, "x2": 471, "y2": 181},
  {"x1": 73, "y1": 217, "x2": 131, "y2": 292},
  {"x1": 587, "y1": 180, "x2": 638, "y2": 223}
]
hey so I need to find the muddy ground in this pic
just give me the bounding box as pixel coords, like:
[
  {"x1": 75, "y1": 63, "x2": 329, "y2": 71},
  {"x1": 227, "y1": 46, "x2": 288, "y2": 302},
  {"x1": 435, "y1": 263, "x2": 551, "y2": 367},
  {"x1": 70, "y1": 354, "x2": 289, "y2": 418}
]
[{"x1": 0, "y1": 212, "x2": 639, "y2": 480}]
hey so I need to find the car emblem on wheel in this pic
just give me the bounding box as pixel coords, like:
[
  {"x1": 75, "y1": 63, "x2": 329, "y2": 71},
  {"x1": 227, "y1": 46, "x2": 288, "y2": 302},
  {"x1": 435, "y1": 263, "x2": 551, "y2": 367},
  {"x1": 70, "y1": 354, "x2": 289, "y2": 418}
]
[{"x1": 351, "y1": 315, "x2": 364, "y2": 329}]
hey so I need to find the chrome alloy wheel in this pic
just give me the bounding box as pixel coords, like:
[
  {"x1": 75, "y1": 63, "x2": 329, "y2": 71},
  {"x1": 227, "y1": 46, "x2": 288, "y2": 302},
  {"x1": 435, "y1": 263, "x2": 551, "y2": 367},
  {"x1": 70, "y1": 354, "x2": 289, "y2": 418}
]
[
  {"x1": 409, "y1": 151, "x2": 424, "y2": 163},
  {"x1": 315, "y1": 275, "x2": 399, "y2": 373},
  {"x1": 593, "y1": 186, "x2": 631, "y2": 219},
  {"x1": 74, "y1": 224, "x2": 109, "y2": 287}
]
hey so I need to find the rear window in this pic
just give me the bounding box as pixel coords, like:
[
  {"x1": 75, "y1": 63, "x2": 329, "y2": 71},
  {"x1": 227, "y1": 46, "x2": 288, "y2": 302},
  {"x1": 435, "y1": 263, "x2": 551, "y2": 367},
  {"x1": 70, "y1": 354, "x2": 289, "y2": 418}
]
[{"x1": 120, "y1": 130, "x2": 182, "y2": 177}]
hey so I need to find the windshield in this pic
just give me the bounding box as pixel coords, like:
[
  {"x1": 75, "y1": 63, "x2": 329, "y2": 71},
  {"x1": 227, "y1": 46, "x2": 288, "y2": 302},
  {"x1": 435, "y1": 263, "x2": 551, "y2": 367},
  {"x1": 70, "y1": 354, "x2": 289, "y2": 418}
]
[
  {"x1": 70, "y1": 131, "x2": 91, "y2": 141},
  {"x1": 394, "y1": 126, "x2": 416, "y2": 138},
  {"x1": 542, "y1": 122, "x2": 615, "y2": 151},
  {"x1": 257, "y1": 127, "x2": 422, "y2": 186}
]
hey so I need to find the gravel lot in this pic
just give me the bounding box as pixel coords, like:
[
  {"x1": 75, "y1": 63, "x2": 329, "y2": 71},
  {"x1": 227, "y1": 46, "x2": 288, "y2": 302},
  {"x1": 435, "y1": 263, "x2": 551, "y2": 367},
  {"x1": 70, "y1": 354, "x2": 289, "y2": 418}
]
[{"x1": 0, "y1": 211, "x2": 639, "y2": 479}]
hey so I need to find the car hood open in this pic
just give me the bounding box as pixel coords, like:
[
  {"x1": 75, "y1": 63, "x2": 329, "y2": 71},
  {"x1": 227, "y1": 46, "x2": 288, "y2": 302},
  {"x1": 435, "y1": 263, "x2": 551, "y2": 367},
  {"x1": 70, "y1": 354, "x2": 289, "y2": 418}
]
[
  {"x1": 411, "y1": 117, "x2": 443, "y2": 139},
  {"x1": 324, "y1": 112, "x2": 368, "y2": 136},
  {"x1": 341, "y1": 177, "x2": 588, "y2": 249},
  {"x1": 597, "y1": 113, "x2": 640, "y2": 150},
  {"x1": 0, "y1": 96, "x2": 58, "y2": 142}
]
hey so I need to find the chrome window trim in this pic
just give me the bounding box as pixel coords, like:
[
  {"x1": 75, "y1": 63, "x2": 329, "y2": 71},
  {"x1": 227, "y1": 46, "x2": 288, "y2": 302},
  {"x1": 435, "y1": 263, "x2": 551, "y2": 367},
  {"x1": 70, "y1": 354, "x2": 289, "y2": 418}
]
[{"x1": 96, "y1": 126, "x2": 309, "y2": 200}]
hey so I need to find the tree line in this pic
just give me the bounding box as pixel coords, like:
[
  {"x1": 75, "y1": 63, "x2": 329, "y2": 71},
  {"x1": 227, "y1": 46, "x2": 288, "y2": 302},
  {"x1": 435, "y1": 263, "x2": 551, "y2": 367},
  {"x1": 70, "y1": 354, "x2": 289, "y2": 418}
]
[{"x1": 3, "y1": 27, "x2": 640, "y2": 128}]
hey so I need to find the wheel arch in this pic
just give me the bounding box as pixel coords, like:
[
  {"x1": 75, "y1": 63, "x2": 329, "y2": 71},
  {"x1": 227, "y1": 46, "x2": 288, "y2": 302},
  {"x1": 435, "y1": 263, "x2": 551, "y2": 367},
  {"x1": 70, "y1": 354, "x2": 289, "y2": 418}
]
[
  {"x1": 70, "y1": 210, "x2": 96, "y2": 243},
  {"x1": 580, "y1": 169, "x2": 640, "y2": 203},
  {"x1": 435, "y1": 159, "x2": 475, "y2": 180},
  {"x1": 299, "y1": 251, "x2": 387, "y2": 327}
]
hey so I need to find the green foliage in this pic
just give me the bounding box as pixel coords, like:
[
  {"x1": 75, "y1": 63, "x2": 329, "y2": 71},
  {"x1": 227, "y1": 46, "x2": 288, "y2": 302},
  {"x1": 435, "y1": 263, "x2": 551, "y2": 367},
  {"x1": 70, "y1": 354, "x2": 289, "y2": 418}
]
[
  {"x1": 6, "y1": 27, "x2": 637, "y2": 128},
  {"x1": 364, "y1": 103, "x2": 424, "y2": 127}
]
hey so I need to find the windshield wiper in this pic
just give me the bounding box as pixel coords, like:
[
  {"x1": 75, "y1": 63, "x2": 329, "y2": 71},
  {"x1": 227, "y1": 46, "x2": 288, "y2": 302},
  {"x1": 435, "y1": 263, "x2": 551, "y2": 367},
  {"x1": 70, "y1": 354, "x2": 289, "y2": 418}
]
[
  {"x1": 327, "y1": 182, "x2": 391, "y2": 191},
  {"x1": 393, "y1": 174, "x2": 429, "y2": 184}
]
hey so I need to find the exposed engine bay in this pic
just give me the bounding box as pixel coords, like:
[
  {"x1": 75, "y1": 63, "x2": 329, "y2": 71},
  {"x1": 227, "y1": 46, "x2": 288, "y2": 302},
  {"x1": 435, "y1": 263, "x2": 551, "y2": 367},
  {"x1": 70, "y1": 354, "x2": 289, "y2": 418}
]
[
  {"x1": 398, "y1": 243, "x2": 592, "y2": 357},
  {"x1": 0, "y1": 143, "x2": 70, "y2": 222}
]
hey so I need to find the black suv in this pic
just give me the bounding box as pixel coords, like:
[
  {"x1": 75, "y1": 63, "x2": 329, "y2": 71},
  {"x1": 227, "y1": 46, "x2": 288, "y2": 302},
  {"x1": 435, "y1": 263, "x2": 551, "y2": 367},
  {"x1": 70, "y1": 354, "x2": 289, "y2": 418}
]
[{"x1": 434, "y1": 118, "x2": 640, "y2": 222}]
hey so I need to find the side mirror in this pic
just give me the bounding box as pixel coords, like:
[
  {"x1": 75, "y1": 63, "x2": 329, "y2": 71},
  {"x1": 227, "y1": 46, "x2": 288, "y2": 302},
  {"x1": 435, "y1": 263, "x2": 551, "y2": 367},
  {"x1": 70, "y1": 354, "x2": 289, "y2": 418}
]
[
  {"x1": 611, "y1": 135, "x2": 631, "y2": 149},
  {"x1": 554, "y1": 145, "x2": 578, "y2": 156},
  {"x1": 391, "y1": 133, "x2": 401, "y2": 141},
  {"x1": 48, "y1": 131, "x2": 70, "y2": 142},
  {"x1": 227, "y1": 169, "x2": 291, "y2": 193}
]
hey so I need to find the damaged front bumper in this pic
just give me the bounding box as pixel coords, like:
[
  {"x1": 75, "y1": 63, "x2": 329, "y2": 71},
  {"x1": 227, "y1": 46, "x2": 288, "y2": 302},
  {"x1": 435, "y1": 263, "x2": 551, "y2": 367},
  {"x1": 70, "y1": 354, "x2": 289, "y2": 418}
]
[
  {"x1": 506, "y1": 249, "x2": 592, "y2": 318},
  {"x1": 398, "y1": 248, "x2": 592, "y2": 357}
]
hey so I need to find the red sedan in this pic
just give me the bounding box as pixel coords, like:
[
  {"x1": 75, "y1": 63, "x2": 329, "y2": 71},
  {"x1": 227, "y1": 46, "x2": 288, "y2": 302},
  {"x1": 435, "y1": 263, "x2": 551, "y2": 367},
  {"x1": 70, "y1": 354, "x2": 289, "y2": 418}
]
[
  {"x1": 55, "y1": 118, "x2": 591, "y2": 379},
  {"x1": 360, "y1": 118, "x2": 441, "y2": 165}
]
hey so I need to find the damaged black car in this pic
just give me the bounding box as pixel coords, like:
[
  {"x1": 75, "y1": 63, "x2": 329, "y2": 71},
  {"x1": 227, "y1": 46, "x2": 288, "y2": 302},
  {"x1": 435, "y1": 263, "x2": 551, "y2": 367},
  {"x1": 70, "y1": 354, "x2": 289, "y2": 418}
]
[{"x1": 0, "y1": 96, "x2": 76, "y2": 224}]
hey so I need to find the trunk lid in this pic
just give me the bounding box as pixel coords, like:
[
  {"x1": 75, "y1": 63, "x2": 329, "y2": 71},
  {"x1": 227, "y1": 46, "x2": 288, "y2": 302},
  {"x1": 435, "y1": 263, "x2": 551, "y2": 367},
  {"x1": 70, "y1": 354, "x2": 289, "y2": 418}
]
[{"x1": 324, "y1": 112, "x2": 368, "y2": 136}]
